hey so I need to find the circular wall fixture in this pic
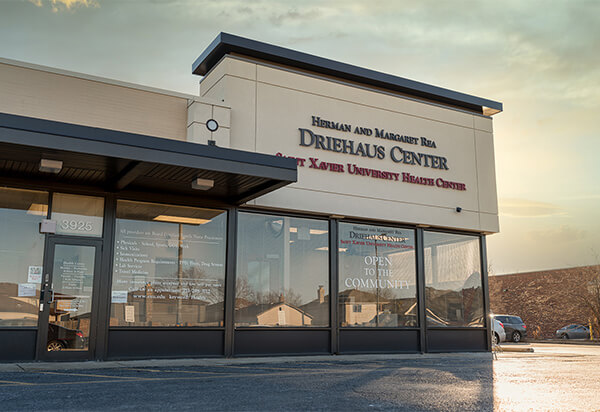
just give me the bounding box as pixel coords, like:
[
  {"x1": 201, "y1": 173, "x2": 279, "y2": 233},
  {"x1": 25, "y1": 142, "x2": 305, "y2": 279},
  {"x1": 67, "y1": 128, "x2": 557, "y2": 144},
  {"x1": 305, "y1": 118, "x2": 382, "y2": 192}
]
[{"x1": 206, "y1": 119, "x2": 219, "y2": 132}]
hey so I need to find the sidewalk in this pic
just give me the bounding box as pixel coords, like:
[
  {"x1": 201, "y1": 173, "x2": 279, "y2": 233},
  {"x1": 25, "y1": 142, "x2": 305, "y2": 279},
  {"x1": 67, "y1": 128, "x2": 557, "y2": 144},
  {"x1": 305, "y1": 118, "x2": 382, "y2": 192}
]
[{"x1": 0, "y1": 351, "x2": 492, "y2": 372}]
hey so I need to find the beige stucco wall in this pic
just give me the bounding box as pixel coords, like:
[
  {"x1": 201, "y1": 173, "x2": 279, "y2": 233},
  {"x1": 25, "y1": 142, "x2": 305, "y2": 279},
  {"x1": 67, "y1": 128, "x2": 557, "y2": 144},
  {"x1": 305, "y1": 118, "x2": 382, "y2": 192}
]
[
  {"x1": 0, "y1": 59, "x2": 191, "y2": 140},
  {"x1": 200, "y1": 56, "x2": 499, "y2": 233}
]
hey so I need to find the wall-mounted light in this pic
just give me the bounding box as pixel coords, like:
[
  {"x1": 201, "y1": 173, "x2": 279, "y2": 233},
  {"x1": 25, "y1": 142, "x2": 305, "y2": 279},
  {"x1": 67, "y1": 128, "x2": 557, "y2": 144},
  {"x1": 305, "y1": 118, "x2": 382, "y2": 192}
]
[
  {"x1": 206, "y1": 119, "x2": 219, "y2": 132},
  {"x1": 153, "y1": 215, "x2": 210, "y2": 225},
  {"x1": 27, "y1": 203, "x2": 48, "y2": 216},
  {"x1": 455, "y1": 207, "x2": 462, "y2": 213},
  {"x1": 191, "y1": 177, "x2": 214, "y2": 191},
  {"x1": 39, "y1": 159, "x2": 63, "y2": 174}
]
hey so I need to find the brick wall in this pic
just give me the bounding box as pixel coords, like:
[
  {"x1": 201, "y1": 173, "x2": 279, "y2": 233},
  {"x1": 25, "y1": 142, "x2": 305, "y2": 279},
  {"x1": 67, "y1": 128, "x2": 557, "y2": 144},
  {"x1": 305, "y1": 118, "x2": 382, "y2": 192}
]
[{"x1": 489, "y1": 265, "x2": 600, "y2": 339}]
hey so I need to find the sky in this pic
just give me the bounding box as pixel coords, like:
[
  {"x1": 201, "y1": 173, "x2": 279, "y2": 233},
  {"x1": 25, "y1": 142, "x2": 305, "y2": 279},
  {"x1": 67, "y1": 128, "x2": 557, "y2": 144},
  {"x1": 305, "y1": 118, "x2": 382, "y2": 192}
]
[{"x1": 1, "y1": 0, "x2": 598, "y2": 275}]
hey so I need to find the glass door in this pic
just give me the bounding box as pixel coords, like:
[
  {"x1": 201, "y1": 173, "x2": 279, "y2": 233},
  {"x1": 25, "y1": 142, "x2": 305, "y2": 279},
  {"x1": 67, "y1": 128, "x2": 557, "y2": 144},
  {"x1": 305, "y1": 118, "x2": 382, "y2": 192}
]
[{"x1": 37, "y1": 238, "x2": 102, "y2": 360}]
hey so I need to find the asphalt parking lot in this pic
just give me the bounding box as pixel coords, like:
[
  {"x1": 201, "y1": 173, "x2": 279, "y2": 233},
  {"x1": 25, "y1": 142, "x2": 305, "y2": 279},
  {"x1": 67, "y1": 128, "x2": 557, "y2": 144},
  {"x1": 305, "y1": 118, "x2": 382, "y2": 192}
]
[{"x1": 0, "y1": 343, "x2": 599, "y2": 411}]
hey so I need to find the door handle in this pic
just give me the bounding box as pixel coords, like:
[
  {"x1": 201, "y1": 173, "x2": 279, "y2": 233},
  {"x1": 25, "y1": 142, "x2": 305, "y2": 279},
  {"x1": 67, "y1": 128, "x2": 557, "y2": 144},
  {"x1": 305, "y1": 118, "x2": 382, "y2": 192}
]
[{"x1": 47, "y1": 289, "x2": 54, "y2": 304}]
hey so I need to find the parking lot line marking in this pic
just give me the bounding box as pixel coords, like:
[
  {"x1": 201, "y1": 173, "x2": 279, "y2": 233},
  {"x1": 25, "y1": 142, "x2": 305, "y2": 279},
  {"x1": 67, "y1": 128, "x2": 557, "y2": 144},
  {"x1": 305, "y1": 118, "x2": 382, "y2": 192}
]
[
  {"x1": 0, "y1": 369, "x2": 356, "y2": 387},
  {"x1": 0, "y1": 380, "x2": 34, "y2": 385},
  {"x1": 38, "y1": 371, "x2": 144, "y2": 380},
  {"x1": 0, "y1": 379, "x2": 140, "y2": 387},
  {"x1": 114, "y1": 368, "x2": 351, "y2": 377},
  {"x1": 121, "y1": 368, "x2": 163, "y2": 373},
  {"x1": 121, "y1": 368, "x2": 220, "y2": 375}
]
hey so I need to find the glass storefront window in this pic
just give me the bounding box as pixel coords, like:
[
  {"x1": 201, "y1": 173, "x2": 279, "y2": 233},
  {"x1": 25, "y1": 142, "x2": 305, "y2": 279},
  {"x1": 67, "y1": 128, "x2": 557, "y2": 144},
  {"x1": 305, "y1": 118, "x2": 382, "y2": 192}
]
[
  {"x1": 0, "y1": 187, "x2": 48, "y2": 327},
  {"x1": 109, "y1": 200, "x2": 227, "y2": 327},
  {"x1": 51, "y1": 193, "x2": 104, "y2": 237},
  {"x1": 236, "y1": 213, "x2": 329, "y2": 327},
  {"x1": 338, "y1": 223, "x2": 417, "y2": 328},
  {"x1": 424, "y1": 232, "x2": 484, "y2": 327}
]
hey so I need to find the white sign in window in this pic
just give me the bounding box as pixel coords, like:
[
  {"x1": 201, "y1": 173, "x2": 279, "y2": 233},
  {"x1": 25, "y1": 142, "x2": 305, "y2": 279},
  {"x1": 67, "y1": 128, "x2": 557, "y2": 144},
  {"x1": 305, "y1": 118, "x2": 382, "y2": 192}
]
[
  {"x1": 51, "y1": 193, "x2": 104, "y2": 238},
  {"x1": 52, "y1": 213, "x2": 104, "y2": 237}
]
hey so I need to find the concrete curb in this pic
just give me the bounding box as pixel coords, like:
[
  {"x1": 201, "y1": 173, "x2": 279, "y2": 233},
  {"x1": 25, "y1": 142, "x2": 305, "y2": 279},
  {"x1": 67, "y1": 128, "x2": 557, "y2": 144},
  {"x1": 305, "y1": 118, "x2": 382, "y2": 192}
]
[
  {"x1": 0, "y1": 352, "x2": 493, "y2": 372},
  {"x1": 498, "y1": 345, "x2": 534, "y2": 353}
]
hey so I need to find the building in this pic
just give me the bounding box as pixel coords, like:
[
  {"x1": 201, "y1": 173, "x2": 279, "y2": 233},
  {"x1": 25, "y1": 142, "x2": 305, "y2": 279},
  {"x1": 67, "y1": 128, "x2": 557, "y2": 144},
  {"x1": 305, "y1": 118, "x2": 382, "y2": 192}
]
[{"x1": 0, "y1": 33, "x2": 502, "y2": 361}]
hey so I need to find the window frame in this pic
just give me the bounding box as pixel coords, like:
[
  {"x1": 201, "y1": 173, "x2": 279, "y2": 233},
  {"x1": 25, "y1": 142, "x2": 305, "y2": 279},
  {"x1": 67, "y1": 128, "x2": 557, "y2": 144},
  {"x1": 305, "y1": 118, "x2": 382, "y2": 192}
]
[
  {"x1": 234, "y1": 209, "x2": 331, "y2": 330},
  {"x1": 108, "y1": 199, "x2": 229, "y2": 329},
  {"x1": 422, "y1": 229, "x2": 486, "y2": 330}
]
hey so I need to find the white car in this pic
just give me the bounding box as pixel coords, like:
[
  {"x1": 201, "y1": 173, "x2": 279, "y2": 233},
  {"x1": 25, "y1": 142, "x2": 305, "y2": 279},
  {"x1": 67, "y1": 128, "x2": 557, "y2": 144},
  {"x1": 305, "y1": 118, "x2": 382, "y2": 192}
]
[{"x1": 492, "y1": 317, "x2": 506, "y2": 345}]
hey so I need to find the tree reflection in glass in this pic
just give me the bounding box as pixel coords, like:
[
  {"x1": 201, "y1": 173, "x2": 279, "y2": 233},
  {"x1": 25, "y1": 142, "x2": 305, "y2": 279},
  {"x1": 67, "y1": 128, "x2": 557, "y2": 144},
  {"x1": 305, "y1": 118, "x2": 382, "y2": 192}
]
[{"x1": 235, "y1": 213, "x2": 329, "y2": 327}]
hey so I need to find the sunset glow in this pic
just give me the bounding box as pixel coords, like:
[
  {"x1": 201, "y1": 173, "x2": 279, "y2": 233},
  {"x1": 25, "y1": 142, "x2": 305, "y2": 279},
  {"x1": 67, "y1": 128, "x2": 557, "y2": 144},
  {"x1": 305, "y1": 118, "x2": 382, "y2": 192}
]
[{"x1": 2, "y1": 0, "x2": 598, "y2": 274}]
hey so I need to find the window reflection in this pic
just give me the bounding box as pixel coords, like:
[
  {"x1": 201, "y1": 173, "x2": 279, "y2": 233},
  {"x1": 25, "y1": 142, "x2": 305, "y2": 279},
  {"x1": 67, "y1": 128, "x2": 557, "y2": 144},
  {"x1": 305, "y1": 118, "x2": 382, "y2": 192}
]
[
  {"x1": 47, "y1": 244, "x2": 95, "y2": 351},
  {"x1": 0, "y1": 187, "x2": 48, "y2": 327},
  {"x1": 109, "y1": 201, "x2": 227, "y2": 327},
  {"x1": 235, "y1": 213, "x2": 329, "y2": 327},
  {"x1": 424, "y1": 232, "x2": 483, "y2": 327},
  {"x1": 338, "y1": 223, "x2": 418, "y2": 328}
]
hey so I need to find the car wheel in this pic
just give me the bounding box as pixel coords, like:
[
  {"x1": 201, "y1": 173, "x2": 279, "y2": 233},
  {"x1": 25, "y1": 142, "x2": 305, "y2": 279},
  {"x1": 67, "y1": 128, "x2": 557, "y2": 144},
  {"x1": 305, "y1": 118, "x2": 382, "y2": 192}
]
[
  {"x1": 492, "y1": 333, "x2": 499, "y2": 345},
  {"x1": 512, "y1": 331, "x2": 522, "y2": 343},
  {"x1": 47, "y1": 340, "x2": 65, "y2": 351},
  {"x1": 561, "y1": 334, "x2": 569, "y2": 340}
]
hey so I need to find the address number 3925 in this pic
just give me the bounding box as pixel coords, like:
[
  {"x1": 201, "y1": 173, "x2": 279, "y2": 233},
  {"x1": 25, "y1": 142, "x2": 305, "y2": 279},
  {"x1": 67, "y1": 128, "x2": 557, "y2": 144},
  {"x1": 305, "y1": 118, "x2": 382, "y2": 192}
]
[{"x1": 61, "y1": 220, "x2": 93, "y2": 232}]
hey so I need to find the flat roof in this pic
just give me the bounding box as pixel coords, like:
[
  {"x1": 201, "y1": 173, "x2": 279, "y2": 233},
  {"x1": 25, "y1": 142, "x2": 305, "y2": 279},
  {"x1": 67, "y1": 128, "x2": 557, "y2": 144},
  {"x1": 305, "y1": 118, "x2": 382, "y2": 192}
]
[{"x1": 193, "y1": 33, "x2": 503, "y2": 115}]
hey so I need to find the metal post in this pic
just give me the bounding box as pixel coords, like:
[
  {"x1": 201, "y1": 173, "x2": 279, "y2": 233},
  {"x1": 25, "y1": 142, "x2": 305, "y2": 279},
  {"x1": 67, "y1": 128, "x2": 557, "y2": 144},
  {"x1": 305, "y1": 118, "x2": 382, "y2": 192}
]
[
  {"x1": 375, "y1": 240, "x2": 379, "y2": 327},
  {"x1": 480, "y1": 235, "x2": 492, "y2": 351},
  {"x1": 223, "y1": 208, "x2": 238, "y2": 357},
  {"x1": 176, "y1": 223, "x2": 183, "y2": 326},
  {"x1": 329, "y1": 218, "x2": 339, "y2": 354},
  {"x1": 416, "y1": 228, "x2": 427, "y2": 353},
  {"x1": 94, "y1": 193, "x2": 116, "y2": 361}
]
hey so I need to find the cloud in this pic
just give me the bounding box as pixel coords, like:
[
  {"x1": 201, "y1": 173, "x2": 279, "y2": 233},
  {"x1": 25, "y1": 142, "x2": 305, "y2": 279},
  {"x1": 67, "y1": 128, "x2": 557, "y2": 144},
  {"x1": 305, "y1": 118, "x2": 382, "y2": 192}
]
[
  {"x1": 499, "y1": 198, "x2": 566, "y2": 218},
  {"x1": 525, "y1": 224, "x2": 588, "y2": 243},
  {"x1": 28, "y1": 0, "x2": 99, "y2": 12},
  {"x1": 269, "y1": 8, "x2": 322, "y2": 26},
  {"x1": 560, "y1": 194, "x2": 600, "y2": 201}
]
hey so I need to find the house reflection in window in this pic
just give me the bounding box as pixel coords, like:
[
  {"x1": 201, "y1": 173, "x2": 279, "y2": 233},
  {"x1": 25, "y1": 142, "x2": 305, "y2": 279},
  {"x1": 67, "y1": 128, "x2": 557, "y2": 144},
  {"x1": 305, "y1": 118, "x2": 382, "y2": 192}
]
[
  {"x1": 338, "y1": 223, "x2": 418, "y2": 328},
  {"x1": 235, "y1": 213, "x2": 329, "y2": 327}
]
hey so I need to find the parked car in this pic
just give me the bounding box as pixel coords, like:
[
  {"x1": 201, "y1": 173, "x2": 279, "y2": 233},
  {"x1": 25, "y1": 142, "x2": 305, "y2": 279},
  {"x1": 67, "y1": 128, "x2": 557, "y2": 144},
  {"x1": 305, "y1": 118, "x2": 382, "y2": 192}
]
[
  {"x1": 47, "y1": 323, "x2": 86, "y2": 351},
  {"x1": 555, "y1": 324, "x2": 589, "y2": 340},
  {"x1": 492, "y1": 317, "x2": 506, "y2": 345},
  {"x1": 493, "y1": 315, "x2": 527, "y2": 342}
]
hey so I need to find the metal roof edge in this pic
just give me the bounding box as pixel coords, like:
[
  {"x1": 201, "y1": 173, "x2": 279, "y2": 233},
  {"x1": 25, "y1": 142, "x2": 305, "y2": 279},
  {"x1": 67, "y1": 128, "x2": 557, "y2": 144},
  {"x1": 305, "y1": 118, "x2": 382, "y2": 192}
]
[
  {"x1": 192, "y1": 32, "x2": 503, "y2": 115},
  {"x1": 0, "y1": 112, "x2": 298, "y2": 174}
]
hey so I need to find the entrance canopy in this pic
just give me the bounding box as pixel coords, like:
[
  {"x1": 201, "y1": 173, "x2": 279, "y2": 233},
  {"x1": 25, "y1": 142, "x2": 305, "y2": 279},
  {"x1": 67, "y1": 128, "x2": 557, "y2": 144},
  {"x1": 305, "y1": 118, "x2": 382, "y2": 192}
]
[{"x1": 0, "y1": 112, "x2": 297, "y2": 204}]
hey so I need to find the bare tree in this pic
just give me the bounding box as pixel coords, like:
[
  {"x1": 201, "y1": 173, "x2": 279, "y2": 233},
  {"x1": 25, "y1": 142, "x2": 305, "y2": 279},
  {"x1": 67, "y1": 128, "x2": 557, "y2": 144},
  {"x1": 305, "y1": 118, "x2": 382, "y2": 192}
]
[
  {"x1": 578, "y1": 265, "x2": 600, "y2": 339},
  {"x1": 255, "y1": 289, "x2": 304, "y2": 307},
  {"x1": 234, "y1": 277, "x2": 255, "y2": 308}
]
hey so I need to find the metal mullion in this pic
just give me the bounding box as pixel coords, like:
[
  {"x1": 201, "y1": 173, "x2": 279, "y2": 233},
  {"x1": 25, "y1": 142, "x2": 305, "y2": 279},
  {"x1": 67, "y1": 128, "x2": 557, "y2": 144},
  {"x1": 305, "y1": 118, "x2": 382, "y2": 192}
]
[
  {"x1": 329, "y1": 218, "x2": 339, "y2": 354},
  {"x1": 223, "y1": 207, "x2": 238, "y2": 357},
  {"x1": 480, "y1": 235, "x2": 492, "y2": 351},
  {"x1": 236, "y1": 207, "x2": 330, "y2": 222},
  {"x1": 416, "y1": 228, "x2": 427, "y2": 353},
  {"x1": 93, "y1": 193, "x2": 116, "y2": 360}
]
